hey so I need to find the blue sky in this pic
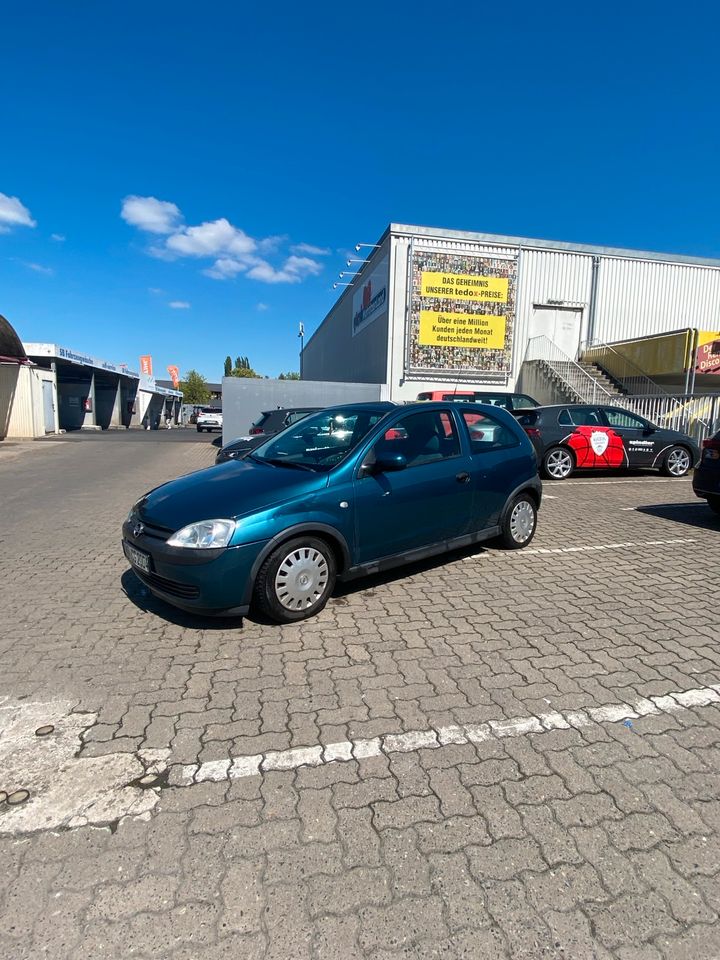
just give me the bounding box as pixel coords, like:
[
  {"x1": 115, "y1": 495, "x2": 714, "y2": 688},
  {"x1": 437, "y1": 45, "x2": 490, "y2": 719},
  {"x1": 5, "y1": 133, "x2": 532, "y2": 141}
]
[{"x1": 2, "y1": 1, "x2": 718, "y2": 381}]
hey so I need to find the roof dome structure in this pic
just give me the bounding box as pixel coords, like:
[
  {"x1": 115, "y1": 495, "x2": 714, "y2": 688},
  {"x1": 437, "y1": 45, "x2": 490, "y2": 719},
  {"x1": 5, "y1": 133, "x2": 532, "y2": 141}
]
[{"x1": 0, "y1": 314, "x2": 28, "y2": 362}]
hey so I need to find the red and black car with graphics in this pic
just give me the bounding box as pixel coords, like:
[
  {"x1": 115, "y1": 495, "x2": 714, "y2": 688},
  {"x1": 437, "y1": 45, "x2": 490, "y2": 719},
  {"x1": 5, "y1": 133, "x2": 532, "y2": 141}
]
[{"x1": 514, "y1": 404, "x2": 700, "y2": 480}]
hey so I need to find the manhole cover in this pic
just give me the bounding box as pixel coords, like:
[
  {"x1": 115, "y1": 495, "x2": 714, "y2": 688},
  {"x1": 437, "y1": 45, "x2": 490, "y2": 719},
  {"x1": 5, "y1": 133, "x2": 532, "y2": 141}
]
[{"x1": 7, "y1": 790, "x2": 30, "y2": 806}]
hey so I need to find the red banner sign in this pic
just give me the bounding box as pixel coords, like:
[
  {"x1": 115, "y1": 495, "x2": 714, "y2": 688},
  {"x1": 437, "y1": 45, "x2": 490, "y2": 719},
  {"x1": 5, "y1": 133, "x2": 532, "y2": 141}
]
[
  {"x1": 167, "y1": 364, "x2": 180, "y2": 387},
  {"x1": 139, "y1": 355, "x2": 153, "y2": 376}
]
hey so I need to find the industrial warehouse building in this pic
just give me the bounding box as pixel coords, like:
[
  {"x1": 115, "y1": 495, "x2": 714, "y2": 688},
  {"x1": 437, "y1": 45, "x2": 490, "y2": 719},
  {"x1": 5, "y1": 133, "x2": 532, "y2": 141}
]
[
  {"x1": 0, "y1": 314, "x2": 182, "y2": 439},
  {"x1": 302, "y1": 223, "x2": 720, "y2": 404}
]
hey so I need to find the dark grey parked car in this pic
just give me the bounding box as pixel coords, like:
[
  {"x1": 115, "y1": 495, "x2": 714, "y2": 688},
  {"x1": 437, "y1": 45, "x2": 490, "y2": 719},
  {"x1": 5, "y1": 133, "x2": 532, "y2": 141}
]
[{"x1": 215, "y1": 407, "x2": 321, "y2": 463}]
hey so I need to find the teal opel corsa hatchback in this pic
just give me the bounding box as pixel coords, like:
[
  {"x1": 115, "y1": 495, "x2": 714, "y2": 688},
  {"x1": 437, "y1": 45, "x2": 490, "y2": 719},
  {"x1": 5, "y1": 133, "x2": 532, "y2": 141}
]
[{"x1": 122, "y1": 402, "x2": 542, "y2": 623}]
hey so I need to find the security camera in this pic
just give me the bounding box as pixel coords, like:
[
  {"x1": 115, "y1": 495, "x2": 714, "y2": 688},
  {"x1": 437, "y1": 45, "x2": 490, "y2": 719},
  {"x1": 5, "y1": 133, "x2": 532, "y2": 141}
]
[{"x1": 355, "y1": 243, "x2": 361, "y2": 252}]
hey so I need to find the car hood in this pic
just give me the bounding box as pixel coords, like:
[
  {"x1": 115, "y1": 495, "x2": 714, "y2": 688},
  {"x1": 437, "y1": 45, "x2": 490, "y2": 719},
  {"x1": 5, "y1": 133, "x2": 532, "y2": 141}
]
[{"x1": 137, "y1": 459, "x2": 325, "y2": 530}]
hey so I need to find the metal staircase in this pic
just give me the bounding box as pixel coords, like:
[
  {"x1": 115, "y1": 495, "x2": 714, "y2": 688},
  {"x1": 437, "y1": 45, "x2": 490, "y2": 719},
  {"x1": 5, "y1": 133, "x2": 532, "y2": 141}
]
[{"x1": 524, "y1": 337, "x2": 622, "y2": 405}]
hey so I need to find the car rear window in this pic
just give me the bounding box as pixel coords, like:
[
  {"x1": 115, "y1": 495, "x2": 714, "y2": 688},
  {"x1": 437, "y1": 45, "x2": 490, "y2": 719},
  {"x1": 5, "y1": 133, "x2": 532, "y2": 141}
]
[
  {"x1": 200, "y1": 407, "x2": 221, "y2": 414},
  {"x1": 515, "y1": 411, "x2": 538, "y2": 426}
]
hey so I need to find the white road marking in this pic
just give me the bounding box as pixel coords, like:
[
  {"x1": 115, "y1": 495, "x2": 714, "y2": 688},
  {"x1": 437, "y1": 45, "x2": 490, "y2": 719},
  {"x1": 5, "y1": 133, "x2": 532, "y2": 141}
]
[
  {"x1": 559, "y1": 478, "x2": 691, "y2": 485},
  {"x1": 177, "y1": 680, "x2": 720, "y2": 786},
  {"x1": 465, "y1": 537, "x2": 696, "y2": 560}
]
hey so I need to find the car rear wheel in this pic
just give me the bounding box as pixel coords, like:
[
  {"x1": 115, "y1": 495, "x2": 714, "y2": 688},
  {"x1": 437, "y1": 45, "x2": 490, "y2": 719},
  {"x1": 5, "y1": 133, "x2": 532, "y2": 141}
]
[
  {"x1": 662, "y1": 446, "x2": 692, "y2": 477},
  {"x1": 707, "y1": 495, "x2": 720, "y2": 515},
  {"x1": 498, "y1": 494, "x2": 537, "y2": 549},
  {"x1": 196, "y1": 426, "x2": 203, "y2": 433},
  {"x1": 542, "y1": 446, "x2": 574, "y2": 480},
  {"x1": 253, "y1": 536, "x2": 337, "y2": 623}
]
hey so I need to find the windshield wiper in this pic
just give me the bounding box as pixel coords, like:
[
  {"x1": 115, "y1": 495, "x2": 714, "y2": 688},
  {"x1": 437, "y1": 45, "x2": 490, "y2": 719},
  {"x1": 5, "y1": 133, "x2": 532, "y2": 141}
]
[{"x1": 260, "y1": 457, "x2": 318, "y2": 472}]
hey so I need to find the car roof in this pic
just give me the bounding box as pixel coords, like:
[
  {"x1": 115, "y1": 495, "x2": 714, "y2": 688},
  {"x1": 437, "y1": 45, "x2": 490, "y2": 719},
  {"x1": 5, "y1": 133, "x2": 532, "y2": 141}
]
[
  {"x1": 260, "y1": 406, "x2": 324, "y2": 415},
  {"x1": 529, "y1": 403, "x2": 626, "y2": 411}
]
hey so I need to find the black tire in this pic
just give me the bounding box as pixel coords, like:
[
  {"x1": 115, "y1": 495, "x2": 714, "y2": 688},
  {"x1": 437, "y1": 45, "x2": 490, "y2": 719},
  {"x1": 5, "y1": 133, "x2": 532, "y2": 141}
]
[
  {"x1": 498, "y1": 493, "x2": 538, "y2": 550},
  {"x1": 253, "y1": 536, "x2": 337, "y2": 623},
  {"x1": 707, "y1": 495, "x2": 720, "y2": 516},
  {"x1": 541, "y1": 446, "x2": 574, "y2": 480},
  {"x1": 661, "y1": 445, "x2": 692, "y2": 478},
  {"x1": 196, "y1": 426, "x2": 203, "y2": 433}
]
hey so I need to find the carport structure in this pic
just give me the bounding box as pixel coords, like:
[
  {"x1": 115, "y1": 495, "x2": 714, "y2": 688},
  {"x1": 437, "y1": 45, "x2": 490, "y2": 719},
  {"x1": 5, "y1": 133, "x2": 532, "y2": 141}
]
[{"x1": 23, "y1": 342, "x2": 140, "y2": 431}]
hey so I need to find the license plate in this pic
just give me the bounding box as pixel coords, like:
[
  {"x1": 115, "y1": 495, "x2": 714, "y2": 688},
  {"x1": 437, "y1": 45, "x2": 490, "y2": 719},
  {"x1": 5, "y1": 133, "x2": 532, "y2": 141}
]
[{"x1": 124, "y1": 541, "x2": 151, "y2": 573}]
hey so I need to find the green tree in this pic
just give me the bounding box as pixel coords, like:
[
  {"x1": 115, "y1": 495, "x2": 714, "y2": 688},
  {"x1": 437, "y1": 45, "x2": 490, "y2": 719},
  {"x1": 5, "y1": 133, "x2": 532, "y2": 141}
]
[
  {"x1": 230, "y1": 366, "x2": 261, "y2": 378},
  {"x1": 223, "y1": 356, "x2": 232, "y2": 377},
  {"x1": 235, "y1": 355, "x2": 250, "y2": 371},
  {"x1": 278, "y1": 371, "x2": 301, "y2": 380},
  {"x1": 180, "y1": 369, "x2": 211, "y2": 404}
]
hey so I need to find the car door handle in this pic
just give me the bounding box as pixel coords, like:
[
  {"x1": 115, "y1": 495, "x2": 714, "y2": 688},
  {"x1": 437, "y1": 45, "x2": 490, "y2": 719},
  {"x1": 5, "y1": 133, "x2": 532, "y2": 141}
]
[{"x1": 455, "y1": 472, "x2": 471, "y2": 484}]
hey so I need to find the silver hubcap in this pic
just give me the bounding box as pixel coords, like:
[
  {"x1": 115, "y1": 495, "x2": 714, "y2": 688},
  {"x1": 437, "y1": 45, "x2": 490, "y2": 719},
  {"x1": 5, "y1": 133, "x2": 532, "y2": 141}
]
[
  {"x1": 667, "y1": 448, "x2": 690, "y2": 476},
  {"x1": 546, "y1": 449, "x2": 573, "y2": 479},
  {"x1": 275, "y1": 547, "x2": 329, "y2": 611},
  {"x1": 510, "y1": 500, "x2": 535, "y2": 543}
]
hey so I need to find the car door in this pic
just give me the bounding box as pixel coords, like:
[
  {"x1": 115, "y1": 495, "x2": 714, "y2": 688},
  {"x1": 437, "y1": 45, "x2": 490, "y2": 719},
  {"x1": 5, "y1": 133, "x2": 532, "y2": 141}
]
[
  {"x1": 459, "y1": 408, "x2": 526, "y2": 528},
  {"x1": 601, "y1": 408, "x2": 657, "y2": 466},
  {"x1": 353, "y1": 408, "x2": 473, "y2": 563}
]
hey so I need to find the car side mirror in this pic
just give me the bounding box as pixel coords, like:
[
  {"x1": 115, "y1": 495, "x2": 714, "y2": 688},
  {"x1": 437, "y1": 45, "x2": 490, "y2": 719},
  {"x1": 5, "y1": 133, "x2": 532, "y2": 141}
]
[{"x1": 374, "y1": 453, "x2": 407, "y2": 473}]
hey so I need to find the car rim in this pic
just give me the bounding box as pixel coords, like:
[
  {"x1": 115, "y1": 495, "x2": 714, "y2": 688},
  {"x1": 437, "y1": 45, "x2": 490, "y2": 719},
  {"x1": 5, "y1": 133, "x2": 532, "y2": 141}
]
[
  {"x1": 274, "y1": 547, "x2": 329, "y2": 611},
  {"x1": 510, "y1": 500, "x2": 535, "y2": 543},
  {"x1": 668, "y1": 448, "x2": 690, "y2": 476},
  {"x1": 546, "y1": 449, "x2": 572, "y2": 478}
]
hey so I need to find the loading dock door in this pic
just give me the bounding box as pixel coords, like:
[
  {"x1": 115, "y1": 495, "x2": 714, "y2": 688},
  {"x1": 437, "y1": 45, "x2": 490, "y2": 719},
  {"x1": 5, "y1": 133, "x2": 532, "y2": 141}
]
[
  {"x1": 530, "y1": 306, "x2": 583, "y2": 359},
  {"x1": 42, "y1": 380, "x2": 55, "y2": 433}
]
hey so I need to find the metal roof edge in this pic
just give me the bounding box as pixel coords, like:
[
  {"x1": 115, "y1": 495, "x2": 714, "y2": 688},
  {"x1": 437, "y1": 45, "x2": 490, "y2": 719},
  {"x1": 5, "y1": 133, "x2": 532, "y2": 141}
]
[{"x1": 388, "y1": 223, "x2": 720, "y2": 269}]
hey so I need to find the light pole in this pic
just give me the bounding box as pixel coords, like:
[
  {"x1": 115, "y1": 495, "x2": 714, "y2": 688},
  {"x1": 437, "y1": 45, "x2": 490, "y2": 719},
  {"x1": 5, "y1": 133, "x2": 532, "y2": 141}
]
[{"x1": 298, "y1": 322, "x2": 304, "y2": 379}]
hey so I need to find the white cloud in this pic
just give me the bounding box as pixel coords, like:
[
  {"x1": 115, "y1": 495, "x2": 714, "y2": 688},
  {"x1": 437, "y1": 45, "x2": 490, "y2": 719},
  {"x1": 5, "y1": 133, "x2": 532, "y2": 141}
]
[
  {"x1": 168, "y1": 300, "x2": 191, "y2": 309},
  {"x1": 20, "y1": 260, "x2": 53, "y2": 276},
  {"x1": 166, "y1": 218, "x2": 256, "y2": 258},
  {"x1": 247, "y1": 255, "x2": 323, "y2": 284},
  {"x1": 51, "y1": 233, "x2": 66, "y2": 242},
  {"x1": 121, "y1": 195, "x2": 182, "y2": 234},
  {"x1": 203, "y1": 257, "x2": 249, "y2": 280},
  {"x1": 122, "y1": 196, "x2": 324, "y2": 286},
  {"x1": 256, "y1": 302, "x2": 269, "y2": 311},
  {"x1": 291, "y1": 242, "x2": 331, "y2": 256},
  {"x1": 0, "y1": 192, "x2": 36, "y2": 232},
  {"x1": 148, "y1": 287, "x2": 164, "y2": 294}
]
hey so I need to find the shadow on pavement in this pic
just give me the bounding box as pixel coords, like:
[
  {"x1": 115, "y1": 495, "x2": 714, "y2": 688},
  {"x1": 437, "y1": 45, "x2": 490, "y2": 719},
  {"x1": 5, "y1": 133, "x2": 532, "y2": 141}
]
[
  {"x1": 120, "y1": 569, "x2": 245, "y2": 630},
  {"x1": 634, "y1": 501, "x2": 720, "y2": 532}
]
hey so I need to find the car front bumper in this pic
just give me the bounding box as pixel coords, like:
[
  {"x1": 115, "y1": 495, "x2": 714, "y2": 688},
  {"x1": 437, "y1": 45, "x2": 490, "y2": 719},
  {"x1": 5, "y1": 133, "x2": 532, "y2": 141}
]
[{"x1": 122, "y1": 521, "x2": 270, "y2": 616}]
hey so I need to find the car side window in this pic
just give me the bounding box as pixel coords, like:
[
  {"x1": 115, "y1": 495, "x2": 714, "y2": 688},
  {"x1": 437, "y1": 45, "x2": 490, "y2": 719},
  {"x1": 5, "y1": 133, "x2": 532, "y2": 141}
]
[
  {"x1": 461, "y1": 411, "x2": 519, "y2": 453},
  {"x1": 559, "y1": 408, "x2": 602, "y2": 427},
  {"x1": 371, "y1": 410, "x2": 460, "y2": 468},
  {"x1": 604, "y1": 409, "x2": 647, "y2": 429}
]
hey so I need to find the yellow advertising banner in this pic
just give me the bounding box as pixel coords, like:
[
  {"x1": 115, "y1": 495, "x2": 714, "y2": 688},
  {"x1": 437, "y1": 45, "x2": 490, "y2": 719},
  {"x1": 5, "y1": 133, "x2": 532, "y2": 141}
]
[
  {"x1": 420, "y1": 272, "x2": 509, "y2": 303},
  {"x1": 418, "y1": 310, "x2": 506, "y2": 349}
]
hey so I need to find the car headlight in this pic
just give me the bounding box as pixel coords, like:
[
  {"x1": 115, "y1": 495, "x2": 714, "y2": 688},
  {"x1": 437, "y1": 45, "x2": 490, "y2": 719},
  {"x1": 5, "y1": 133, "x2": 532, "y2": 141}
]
[{"x1": 167, "y1": 519, "x2": 236, "y2": 549}]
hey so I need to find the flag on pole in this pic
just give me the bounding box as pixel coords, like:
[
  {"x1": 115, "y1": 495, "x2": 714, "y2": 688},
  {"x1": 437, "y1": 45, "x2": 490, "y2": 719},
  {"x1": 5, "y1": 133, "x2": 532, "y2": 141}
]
[
  {"x1": 167, "y1": 365, "x2": 180, "y2": 387},
  {"x1": 139, "y1": 355, "x2": 153, "y2": 376}
]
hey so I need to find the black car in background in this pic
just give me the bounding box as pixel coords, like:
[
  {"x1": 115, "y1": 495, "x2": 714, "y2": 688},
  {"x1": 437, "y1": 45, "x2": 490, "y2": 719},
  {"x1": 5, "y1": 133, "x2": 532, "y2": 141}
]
[
  {"x1": 215, "y1": 407, "x2": 321, "y2": 463},
  {"x1": 514, "y1": 404, "x2": 700, "y2": 480},
  {"x1": 693, "y1": 430, "x2": 720, "y2": 514},
  {"x1": 417, "y1": 390, "x2": 539, "y2": 411}
]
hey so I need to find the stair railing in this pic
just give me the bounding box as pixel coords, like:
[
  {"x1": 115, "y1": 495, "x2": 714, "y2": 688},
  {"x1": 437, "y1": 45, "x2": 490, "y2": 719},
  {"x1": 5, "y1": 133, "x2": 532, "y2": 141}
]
[
  {"x1": 580, "y1": 338, "x2": 673, "y2": 398},
  {"x1": 524, "y1": 336, "x2": 618, "y2": 405}
]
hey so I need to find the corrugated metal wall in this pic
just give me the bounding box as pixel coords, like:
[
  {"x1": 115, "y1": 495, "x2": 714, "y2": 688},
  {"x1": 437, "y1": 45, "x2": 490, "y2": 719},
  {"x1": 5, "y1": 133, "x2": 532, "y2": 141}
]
[
  {"x1": 0, "y1": 364, "x2": 44, "y2": 438},
  {"x1": 514, "y1": 250, "x2": 593, "y2": 365},
  {"x1": 594, "y1": 257, "x2": 720, "y2": 343}
]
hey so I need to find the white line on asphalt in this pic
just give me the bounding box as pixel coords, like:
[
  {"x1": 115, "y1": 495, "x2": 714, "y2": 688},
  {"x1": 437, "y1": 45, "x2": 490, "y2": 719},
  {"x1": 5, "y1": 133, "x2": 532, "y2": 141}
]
[
  {"x1": 465, "y1": 537, "x2": 697, "y2": 561},
  {"x1": 559, "y1": 478, "x2": 692, "y2": 485},
  {"x1": 175, "y1": 680, "x2": 720, "y2": 787}
]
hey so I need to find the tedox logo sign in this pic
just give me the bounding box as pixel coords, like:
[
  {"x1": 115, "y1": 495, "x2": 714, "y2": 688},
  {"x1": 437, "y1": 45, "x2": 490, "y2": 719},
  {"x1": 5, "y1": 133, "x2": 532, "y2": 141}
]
[{"x1": 352, "y1": 256, "x2": 388, "y2": 337}]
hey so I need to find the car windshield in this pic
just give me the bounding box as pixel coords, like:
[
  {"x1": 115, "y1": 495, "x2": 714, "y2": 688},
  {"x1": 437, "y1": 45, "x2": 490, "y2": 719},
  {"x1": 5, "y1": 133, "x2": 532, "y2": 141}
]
[{"x1": 250, "y1": 407, "x2": 388, "y2": 472}]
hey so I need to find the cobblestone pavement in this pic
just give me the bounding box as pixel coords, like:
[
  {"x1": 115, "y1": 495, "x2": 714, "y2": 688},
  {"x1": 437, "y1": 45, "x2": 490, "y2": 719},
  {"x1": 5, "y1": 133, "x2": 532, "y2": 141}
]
[{"x1": 1, "y1": 433, "x2": 720, "y2": 959}]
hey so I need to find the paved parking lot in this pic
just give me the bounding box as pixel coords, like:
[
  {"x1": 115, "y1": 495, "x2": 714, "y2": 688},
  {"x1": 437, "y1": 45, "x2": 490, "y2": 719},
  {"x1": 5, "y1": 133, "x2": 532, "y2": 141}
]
[{"x1": 1, "y1": 431, "x2": 720, "y2": 960}]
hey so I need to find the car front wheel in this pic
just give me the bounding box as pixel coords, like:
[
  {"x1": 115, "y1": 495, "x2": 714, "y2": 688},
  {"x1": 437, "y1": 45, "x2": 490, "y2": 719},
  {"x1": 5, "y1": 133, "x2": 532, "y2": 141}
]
[
  {"x1": 662, "y1": 446, "x2": 692, "y2": 477},
  {"x1": 542, "y1": 446, "x2": 574, "y2": 480},
  {"x1": 498, "y1": 494, "x2": 537, "y2": 549},
  {"x1": 253, "y1": 536, "x2": 337, "y2": 623},
  {"x1": 707, "y1": 495, "x2": 720, "y2": 515}
]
